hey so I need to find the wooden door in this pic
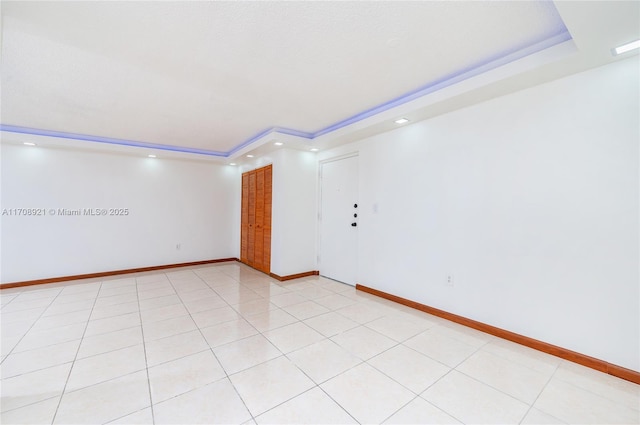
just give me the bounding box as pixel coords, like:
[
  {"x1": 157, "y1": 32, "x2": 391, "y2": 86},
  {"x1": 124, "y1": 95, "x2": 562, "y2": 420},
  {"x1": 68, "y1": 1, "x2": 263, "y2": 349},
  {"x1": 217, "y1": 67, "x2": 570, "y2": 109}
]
[
  {"x1": 254, "y1": 168, "x2": 265, "y2": 271},
  {"x1": 262, "y1": 165, "x2": 272, "y2": 271},
  {"x1": 240, "y1": 173, "x2": 249, "y2": 263},
  {"x1": 240, "y1": 164, "x2": 272, "y2": 274},
  {"x1": 247, "y1": 171, "x2": 256, "y2": 268}
]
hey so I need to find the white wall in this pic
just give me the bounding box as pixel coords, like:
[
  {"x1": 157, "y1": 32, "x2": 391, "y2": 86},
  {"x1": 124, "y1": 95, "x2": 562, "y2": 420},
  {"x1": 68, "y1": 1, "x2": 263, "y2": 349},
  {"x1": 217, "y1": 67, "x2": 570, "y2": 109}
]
[
  {"x1": 319, "y1": 57, "x2": 639, "y2": 371},
  {"x1": 271, "y1": 149, "x2": 318, "y2": 276},
  {"x1": 241, "y1": 149, "x2": 318, "y2": 277},
  {"x1": 1, "y1": 146, "x2": 239, "y2": 282}
]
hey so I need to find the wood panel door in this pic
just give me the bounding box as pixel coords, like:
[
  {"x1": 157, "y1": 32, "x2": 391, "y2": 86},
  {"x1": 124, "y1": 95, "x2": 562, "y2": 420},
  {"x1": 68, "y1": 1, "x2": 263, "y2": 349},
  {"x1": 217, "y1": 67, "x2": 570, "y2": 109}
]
[{"x1": 240, "y1": 164, "x2": 272, "y2": 274}]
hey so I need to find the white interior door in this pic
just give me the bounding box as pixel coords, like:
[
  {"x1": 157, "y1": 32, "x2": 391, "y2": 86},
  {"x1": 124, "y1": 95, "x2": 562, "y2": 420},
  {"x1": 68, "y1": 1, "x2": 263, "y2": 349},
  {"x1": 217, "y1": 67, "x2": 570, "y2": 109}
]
[{"x1": 319, "y1": 155, "x2": 358, "y2": 285}]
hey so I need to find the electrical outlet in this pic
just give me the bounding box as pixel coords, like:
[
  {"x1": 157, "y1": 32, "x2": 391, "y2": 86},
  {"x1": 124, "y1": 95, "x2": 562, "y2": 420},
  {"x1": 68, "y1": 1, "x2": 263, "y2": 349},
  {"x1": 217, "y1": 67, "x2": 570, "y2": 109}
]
[
  {"x1": 176, "y1": 243, "x2": 181, "y2": 250},
  {"x1": 446, "y1": 274, "x2": 454, "y2": 286}
]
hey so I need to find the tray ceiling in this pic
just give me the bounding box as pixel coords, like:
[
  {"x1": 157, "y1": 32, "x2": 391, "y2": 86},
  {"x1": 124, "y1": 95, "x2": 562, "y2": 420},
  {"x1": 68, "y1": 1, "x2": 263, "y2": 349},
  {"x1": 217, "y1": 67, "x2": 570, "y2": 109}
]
[{"x1": 0, "y1": 1, "x2": 637, "y2": 159}]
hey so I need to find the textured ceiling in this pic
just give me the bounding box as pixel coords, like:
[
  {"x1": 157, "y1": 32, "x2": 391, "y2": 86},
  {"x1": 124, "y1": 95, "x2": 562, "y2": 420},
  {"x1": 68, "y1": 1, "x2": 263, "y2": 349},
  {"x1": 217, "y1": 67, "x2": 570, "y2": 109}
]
[{"x1": 0, "y1": 1, "x2": 571, "y2": 157}]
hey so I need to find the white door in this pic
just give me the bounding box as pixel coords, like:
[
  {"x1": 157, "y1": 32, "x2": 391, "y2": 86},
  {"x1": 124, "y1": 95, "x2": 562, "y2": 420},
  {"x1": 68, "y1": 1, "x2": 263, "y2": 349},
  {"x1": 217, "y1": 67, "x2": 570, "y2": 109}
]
[{"x1": 319, "y1": 155, "x2": 358, "y2": 285}]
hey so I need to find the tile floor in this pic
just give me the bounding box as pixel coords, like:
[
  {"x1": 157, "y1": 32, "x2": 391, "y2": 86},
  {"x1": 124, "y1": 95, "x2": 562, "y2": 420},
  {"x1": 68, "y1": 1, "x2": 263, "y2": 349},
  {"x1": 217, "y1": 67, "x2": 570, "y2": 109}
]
[{"x1": 1, "y1": 262, "x2": 638, "y2": 424}]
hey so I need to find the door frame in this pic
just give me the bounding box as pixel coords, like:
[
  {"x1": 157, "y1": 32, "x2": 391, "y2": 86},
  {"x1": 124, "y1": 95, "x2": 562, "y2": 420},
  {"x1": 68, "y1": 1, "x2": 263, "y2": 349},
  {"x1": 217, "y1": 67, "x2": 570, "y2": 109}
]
[{"x1": 318, "y1": 152, "x2": 359, "y2": 284}]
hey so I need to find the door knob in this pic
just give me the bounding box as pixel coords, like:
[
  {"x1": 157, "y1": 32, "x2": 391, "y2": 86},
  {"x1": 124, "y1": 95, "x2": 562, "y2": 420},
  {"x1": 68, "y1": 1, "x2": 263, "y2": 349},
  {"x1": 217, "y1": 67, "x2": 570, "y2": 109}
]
[{"x1": 351, "y1": 222, "x2": 357, "y2": 227}]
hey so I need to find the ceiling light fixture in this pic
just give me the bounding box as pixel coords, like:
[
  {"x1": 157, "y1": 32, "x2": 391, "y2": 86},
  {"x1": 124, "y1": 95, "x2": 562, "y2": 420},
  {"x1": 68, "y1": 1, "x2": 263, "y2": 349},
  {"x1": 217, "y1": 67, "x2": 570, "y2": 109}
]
[
  {"x1": 612, "y1": 39, "x2": 640, "y2": 56},
  {"x1": 274, "y1": 142, "x2": 283, "y2": 146},
  {"x1": 148, "y1": 154, "x2": 157, "y2": 158},
  {"x1": 246, "y1": 154, "x2": 254, "y2": 158},
  {"x1": 310, "y1": 148, "x2": 319, "y2": 152},
  {"x1": 394, "y1": 118, "x2": 410, "y2": 124},
  {"x1": 23, "y1": 142, "x2": 37, "y2": 146},
  {"x1": 229, "y1": 163, "x2": 236, "y2": 166}
]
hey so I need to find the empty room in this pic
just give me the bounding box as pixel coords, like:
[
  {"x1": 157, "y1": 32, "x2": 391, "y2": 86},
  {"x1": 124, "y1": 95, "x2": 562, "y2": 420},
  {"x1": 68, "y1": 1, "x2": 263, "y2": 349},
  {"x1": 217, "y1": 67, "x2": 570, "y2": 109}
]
[{"x1": 0, "y1": 1, "x2": 638, "y2": 424}]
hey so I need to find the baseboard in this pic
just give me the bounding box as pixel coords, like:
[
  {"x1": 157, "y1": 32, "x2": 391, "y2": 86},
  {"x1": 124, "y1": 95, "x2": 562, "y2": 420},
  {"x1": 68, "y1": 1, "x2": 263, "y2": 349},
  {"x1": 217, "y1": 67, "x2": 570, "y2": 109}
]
[
  {"x1": 270, "y1": 270, "x2": 319, "y2": 281},
  {"x1": 236, "y1": 259, "x2": 318, "y2": 281},
  {"x1": 356, "y1": 283, "x2": 640, "y2": 385},
  {"x1": 0, "y1": 258, "x2": 239, "y2": 290},
  {"x1": 606, "y1": 362, "x2": 640, "y2": 385}
]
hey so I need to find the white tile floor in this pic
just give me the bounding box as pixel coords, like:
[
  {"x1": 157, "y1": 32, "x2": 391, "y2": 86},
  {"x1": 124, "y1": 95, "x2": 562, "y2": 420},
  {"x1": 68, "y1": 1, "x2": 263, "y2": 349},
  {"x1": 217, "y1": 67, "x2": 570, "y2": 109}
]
[{"x1": 1, "y1": 262, "x2": 638, "y2": 424}]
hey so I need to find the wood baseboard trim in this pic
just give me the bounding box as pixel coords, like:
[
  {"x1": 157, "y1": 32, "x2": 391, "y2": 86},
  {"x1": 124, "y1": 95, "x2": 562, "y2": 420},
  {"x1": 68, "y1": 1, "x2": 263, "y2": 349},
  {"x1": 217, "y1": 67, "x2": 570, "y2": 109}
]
[
  {"x1": 606, "y1": 363, "x2": 640, "y2": 385},
  {"x1": 234, "y1": 260, "x2": 318, "y2": 282},
  {"x1": 269, "y1": 270, "x2": 319, "y2": 281},
  {"x1": 356, "y1": 283, "x2": 640, "y2": 385},
  {"x1": 0, "y1": 258, "x2": 239, "y2": 290}
]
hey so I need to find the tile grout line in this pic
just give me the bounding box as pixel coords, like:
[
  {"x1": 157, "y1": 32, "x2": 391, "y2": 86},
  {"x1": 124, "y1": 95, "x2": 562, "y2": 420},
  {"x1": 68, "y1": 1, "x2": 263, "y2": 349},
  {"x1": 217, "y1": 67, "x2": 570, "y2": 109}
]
[
  {"x1": 50, "y1": 281, "x2": 103, "y2": 425},
  {"x1": 414, "y1": 367, "x2": 467, "y2": 424},
  {"x1": 479, "y1": 342, "x2": 562, "y2": 374},
  {"x1": 320, "y1": 328, "x2": 415, "y2": 423},
  {"x1": 551, "y1": 360, "x2": 640, "y2": 409},
  {"x1": 205, "y1": 265, "x2": 297, "y2": 420},
  {"x1": 0, "y1": 395, "x2": 61, "y2": 418},
  {"x1": 272, "y1": 310, "x2": 404, "y2": 422},
  {"x1": 278, "y1": 287, "x2": 437, "y2": 423},
  {"x1": 517, "y1": 361, "x2": 562, "y2": 424},
  {"x1": 0, "y1": 288, "x2": 97, "y2": 418},
  {"x1": 4, "y1": 292, "x2": 133, "y2": 363},
  {"x1": 400, "y1": 339, "x2": 458, "y2": 370},
  {"x1": 378, "y1": 394, "x2": 424, "y2": 424},
  {"x1": 315, "y1": 385, "x2": 362, "y2": 424},
  {"x1": 134, "y1": 272, "x2": 168, "y2": 425},
  {"x1": 165, "y1": 269, "x2": 259, "y2": 423},
  {"x1": 12, "y1": 266, "x2": 282, "y2": 420},
  {"x1": 0, "y1": 291, "x2": 25, "y2": 310},
  {"x1": 238, "y1": 292, "x2": 323, "y2": 421},
  {"x1": 7, "y1": 265, "x2": 632, "y2": 424},
  {"x1": 281, "y1": 341, "x2": 364, "y2": 424},
  {"x1": 401, "y1": 336, "x2": 491, "y2": 425},
  {"x1": 208, "y1": 266, "x2": 358, "y2": 421},
  {"x1": 0, "y1": 288, "x2": 67, "y2": 365},
  {"x1": 453, "y1": 366, "x2": 538, "y2": 416}
]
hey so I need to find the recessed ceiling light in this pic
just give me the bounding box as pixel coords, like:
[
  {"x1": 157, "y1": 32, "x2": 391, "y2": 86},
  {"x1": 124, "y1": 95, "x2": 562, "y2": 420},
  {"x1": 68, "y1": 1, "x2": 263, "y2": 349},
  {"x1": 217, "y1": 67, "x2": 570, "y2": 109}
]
[
  {"x1": 229, "y1": 163, "x2": 236, "y2": 166},
  {"x1": 23, "y1": 142, "x2": 37, "y2": 146},
  {"x1": 148, "y1": 154, "x2": 157, "y2": 158},
  {"x1": 246, "y1": 154, "x2": 254, "y2": 158},
  {"x1": 394, "y1": 118, "x2": 410, "y2": 124},
  {"x1": 274, "y1": 142, "x2": 283, "y2": 146},
  {"x1": 613, "y1": 39, "x2": 640, "y2": 56},
  {"x1": 310, "y1": 148, "x2": 319, "y2": 152}
]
